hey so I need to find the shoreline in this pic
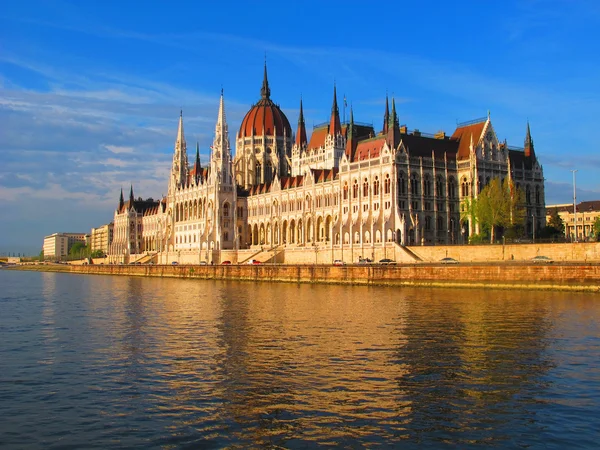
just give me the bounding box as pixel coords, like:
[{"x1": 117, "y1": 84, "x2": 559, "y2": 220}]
[{"x1": 8, "y1": 262, "x2": 600, "y2": 292}]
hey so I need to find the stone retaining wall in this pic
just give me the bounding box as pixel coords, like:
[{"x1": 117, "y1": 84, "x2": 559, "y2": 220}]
[{"x1": 63, "y1": 262, "x2": 600, "y2": 292}]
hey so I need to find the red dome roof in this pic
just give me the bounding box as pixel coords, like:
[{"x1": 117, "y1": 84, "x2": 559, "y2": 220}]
[{"x1": 238, "y1": 65, "x2": 292, "y2": 139}]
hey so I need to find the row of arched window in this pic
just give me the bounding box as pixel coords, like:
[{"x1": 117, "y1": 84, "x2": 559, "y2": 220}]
[{"x1": 397, "y1": 172, "x2": 452, "y2": 198}]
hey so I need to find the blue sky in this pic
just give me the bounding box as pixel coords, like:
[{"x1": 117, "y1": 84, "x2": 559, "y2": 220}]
[{"x1": 1, "y1": 0, "x2": 600, "y2": 255}]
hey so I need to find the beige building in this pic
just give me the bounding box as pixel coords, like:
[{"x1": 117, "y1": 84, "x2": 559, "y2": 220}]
[
  {"x1": 43, "y1": 232, "x2": 86, "y2": 258},
  {"x1": 90, "y1": 223, "x2": 114, "y2": 255},
  {"x1": 546, "y1": 201, "x2": 600, "y2": 241},
  {"x1": 106, "y1": 66, "x2": 545, "y2": 264}
]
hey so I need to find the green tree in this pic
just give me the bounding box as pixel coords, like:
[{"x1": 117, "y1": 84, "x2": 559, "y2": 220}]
[
  {"x1": 69, "y1": 242, "x2": 88, "y2": 258},
  {"x1": 544, "y1": 208, "x2": 565, "y2": 238},
  {"x1": 460, "y1": 197, "x2": 479, "y2": 232},
  {"x1": 90, "y1": 249, "x2": 105, "y2": 258},
  {"x1": 593, "y1": 216, "x2": 600, "y2": 240},
  {"x1": 477, "y1": 177, "x2": 525, "y2": 243},
  {"x1": 39, "y1": 249, "x2": 44, "y2": 261}
]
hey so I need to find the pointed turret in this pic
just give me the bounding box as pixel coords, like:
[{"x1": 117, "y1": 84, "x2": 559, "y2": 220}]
[
  {"x1": 524, "y1": 121, "x2": 535, "y2": 158},
  {"x1": 383, "y1": 93, "x2": 390, "y2": 134},
  {"x1": 386, "y1": 97, "x2": 401, "y2": 148},
  {"x1": 345, "y1": 106, "x2": 357, "y2": 159},
  {"x1": 260, "y1": 62, "x2": 271, "y2": 100},
  {"x1": 118, "y1": 187, "x2": 124, "y2": 211},
  {"x1": 176, "y1": 110, "x2": 184, "y2": 147},
  {"x1": 211, "y1": 89, "x2": 232, "y2": 185},
  {"x1": 329, "y1": 84, "x2": 341, "y2": 136},
  {"x1": 194, "y1": 142, "x2": 201, "y2": 183},
  {"x1": 295, "y1": 98, "x2": 307, "y2": 147},
  {"x1": 129, "y1": 185, "x2": 134, "y2": 207},
  {"x1": 171, "y1": 110, "x2": 189, "y2": 188}
]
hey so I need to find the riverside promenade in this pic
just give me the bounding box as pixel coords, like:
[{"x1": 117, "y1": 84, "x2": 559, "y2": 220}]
[{"x1": 12, "y1": 261, "x2": 600, "y2": 292}]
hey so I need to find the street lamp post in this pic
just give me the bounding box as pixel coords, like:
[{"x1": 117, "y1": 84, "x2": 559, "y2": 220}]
[{"x1": 571, "y1": 169, "x2": 578, "y2": 242}]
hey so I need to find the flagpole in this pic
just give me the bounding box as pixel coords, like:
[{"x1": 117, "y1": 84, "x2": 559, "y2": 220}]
[{"x1": 343, "y1": 94, "x2": 346, "y2": 124}]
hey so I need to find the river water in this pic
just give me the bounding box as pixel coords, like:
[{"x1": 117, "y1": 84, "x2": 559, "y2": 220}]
[{"x1": 1, "y1": 270, "x2": 599, "y2": 449}]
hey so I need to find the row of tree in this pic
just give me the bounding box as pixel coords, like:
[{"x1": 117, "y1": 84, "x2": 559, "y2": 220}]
[
  {"x1": 39, "y1": 243, "x2": 106, "y2": 261},
  {"x1": 458, "y1": 177, "x2": 600, "y2": 243}
]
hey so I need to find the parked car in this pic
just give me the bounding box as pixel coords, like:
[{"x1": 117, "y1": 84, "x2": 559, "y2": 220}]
[
  {"x1": 221, "y1": 260, "x2": 232, "y2": 265},
  {"x1": 333, "y1": 259, "x2": 345, "y2": 266},
  {"x1": 199, "y1": 261, "x2": 208, "y2": 265},
  {"x1": 171, "y1": 261, "x2": 179, "y2": 265},
  {"x1": 532, "y1": 255, "x2": 553, "y2": 264},
  {"x1": 247, "y1": 259, "x2": 262, "y2": 265},
  {"x1": 440, "y1": 257, "x2": 459, "y2": 264},
  {"x1": 378, "y1": 258, "x2": 396, "y2": 265}
]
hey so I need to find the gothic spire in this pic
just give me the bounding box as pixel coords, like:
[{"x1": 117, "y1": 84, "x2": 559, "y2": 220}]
[
  {"x1": 295, "y1": 97, "x2": 307, "y2": 147},
  {"x1": 383, "y1": 93, "x2": 390, "y2": 134},
  {"x1": 385, "y1": 97, "x2": 400, "y2": 148},
  {"x1": 129, "y1": 184, "x2": 134, "y2": 205},
  {"x1": 260, "y1": 62, "x2": 271, "y2": 99},
  {"x1": 194, "y1": 141, "x2": 201, "y2": 182},
  {"x1": 524, "y1": 121, "x2": 535, "y2": 158},
  {"x1": 390, "y1": 97, "x2": 399, "y2": 128},
  {"x1": 346, "y1": 105, "x2": 357, "y2": 159},
  {"x1": 329, "y1": 83, "x2": 341, "y2": 136},
  {"x1": 171, "y1": 110, "x2": 189, "y2": 188},
  {"x1": 118, "y1": 187, "x2": 124, "y2": 211}
]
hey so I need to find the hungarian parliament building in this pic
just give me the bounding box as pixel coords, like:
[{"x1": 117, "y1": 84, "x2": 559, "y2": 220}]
[{"x1": 107, "y1": 66, "x2": 545, "y2": 264}]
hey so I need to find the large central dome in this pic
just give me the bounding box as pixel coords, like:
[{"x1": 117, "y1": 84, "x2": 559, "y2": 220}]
[{"x1": 238, "y1": 65, "x2": 292, "y2": 139}]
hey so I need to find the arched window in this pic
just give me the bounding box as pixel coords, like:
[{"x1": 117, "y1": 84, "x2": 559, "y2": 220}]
[
  {"x1": 373, "y1": 176, "x2": 380, "y2": 196},
  {"x1": 343, "y1": 182, "x2": 349, "y2": 200},
  {"x1": 255, "y1": 163, "x2": 262, "y2": 185},
  {"x1": 425, "y1": 216, "x2": 432, "y2": 231},
  {"x1": 353, "y1": 179, "x2": 359, "y2": 199},
  {"x1": 363, "y1": 178, "x2": 369, "y2": 197},
  {"x1": 461, "y1": 178, "x2": 469, "y2": 197},
  {"x1": 384, "y1": 173, "x2": 391, "y2": 194},
  {"x1": 526, "y1": 185, "x2": 531, "y2": 204},
  {"x1": 448, "y1": 177, "x2": 457, "y2": 199},
  {"x1": 535, "y1": 185, "x2": 541, "y2": 204},
  {"x1": 223, "y1": 202, "x2": 230, "y2": 217},
  {"x1": 398, "y1": 172, "x2": 406, "y2": 195},
  {"x1": 437, "y1": 216, "x2": 444, "y2": 232},
  {"x1": 265, "y1": 162, "x2": 272, "y2": 180},
  {"x1": 424, "y1": 175, "x2": 432, "y2": 197},
  {"x1": 436, "y1": 176, "x2": 444, "y2": 197},
  {"x1": 410, "y1": 173, "x2": 419, "y2": 195}
]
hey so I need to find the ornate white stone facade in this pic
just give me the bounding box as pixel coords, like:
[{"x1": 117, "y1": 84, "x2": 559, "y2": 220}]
[{"x1": 106, "y1": 68, "x2": 545, "y2": 263}]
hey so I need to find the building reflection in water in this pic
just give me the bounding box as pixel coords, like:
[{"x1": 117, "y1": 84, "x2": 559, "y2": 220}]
[{"x1": 79, "y1": 275, "x2": 577, "y2": 447}]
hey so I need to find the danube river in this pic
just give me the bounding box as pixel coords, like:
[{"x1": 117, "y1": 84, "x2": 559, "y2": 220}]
[{"x1": 1, "y1": 270, "x2": 599, "y2": 448}]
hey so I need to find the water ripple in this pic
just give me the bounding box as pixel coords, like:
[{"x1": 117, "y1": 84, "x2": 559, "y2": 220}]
[{"x1": 0, "y1": 271, "x2": 599, "y2": 448}]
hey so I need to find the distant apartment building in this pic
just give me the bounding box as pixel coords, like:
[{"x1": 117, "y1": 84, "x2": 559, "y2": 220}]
[
  {"x1": 546, "y1": 201, "x2": 600, "y2": 241},
  {"x1": 90, "y1": 223, "x2": 114, "y2": 255},
  {"x1": 43, "y1": 232, "x2": 88, "y2": 259}
]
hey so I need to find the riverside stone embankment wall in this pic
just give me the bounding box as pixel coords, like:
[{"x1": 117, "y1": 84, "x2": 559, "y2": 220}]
[{"x1": 38, "y1": 262, "x2": 600, "y2": 292}]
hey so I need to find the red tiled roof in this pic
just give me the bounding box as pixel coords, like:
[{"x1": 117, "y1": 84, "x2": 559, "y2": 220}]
[
  {"x1": 354, "y1": 137, "x2": 386, "y2": 161},
  {"x1": 307, "y1": 126, "x2": 328, "y2": 150},
  {"x1": 239, "y1": 98, "x2": 292, "y2": 138},
  {"x1": 451, "y1": 121, "x2": 486, "y2": 159}
]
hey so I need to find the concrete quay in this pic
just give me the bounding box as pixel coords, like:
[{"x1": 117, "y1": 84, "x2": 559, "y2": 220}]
[{"x1": 13, "y1": 261, "x2": 600, "y2": 292}]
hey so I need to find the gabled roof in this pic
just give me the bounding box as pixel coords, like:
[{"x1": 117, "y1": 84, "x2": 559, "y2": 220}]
[
  {"x1": 311, "y1": 168, "x2": 338, "y2": 183},
  {"x1": 307, "y1": 125, "x2": 329, "y2": 150},
  {"x1": 451, "y1": 120, "x2": 486, "y2": 159},
  {"x1": 354, "y1": 137, "x2": 386, "y2": 161},
  {"x1": 280, "y1": 175, "x2": 305, "y2": 190}
]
